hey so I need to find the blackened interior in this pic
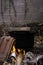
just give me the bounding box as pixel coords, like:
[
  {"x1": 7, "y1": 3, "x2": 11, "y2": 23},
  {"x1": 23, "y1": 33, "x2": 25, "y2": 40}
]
[{"x1": 9, "y1": 31, "x2": 34, "y2": 52}]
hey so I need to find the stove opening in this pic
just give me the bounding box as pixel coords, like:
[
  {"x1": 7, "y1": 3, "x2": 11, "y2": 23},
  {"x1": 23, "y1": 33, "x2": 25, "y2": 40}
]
[{"x1": 9, "y1": 31, "x2": 34, "y2": 52}]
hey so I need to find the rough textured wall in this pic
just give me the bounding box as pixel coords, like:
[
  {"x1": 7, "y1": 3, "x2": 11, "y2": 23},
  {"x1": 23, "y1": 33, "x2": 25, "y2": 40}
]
[{"x1": 0, "y1": 0, "x2": 43, "y2": 27}]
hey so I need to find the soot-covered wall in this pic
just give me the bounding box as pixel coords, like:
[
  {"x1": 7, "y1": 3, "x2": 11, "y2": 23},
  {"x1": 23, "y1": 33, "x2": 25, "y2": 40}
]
[
  {"x1": 9, "y1": 31, "x2": 34, "y2": 51},
  {"x1": 0, "y1": 0, "x2": 43, "y2": 26}
]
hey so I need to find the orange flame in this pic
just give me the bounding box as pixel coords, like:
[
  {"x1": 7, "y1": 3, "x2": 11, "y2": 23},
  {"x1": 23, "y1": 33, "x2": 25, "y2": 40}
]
[
  {"x1": 11, "y1": 46, "x2": 16, "y2": 53},
  {"x1": 11, "y1": 45, "x2": 25, "y2": 55},
  {"x1": 17, "y1": 49, "x2": 21, "y2": 53}
]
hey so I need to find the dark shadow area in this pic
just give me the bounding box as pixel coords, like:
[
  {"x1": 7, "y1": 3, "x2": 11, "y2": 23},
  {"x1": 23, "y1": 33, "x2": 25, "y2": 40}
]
[{"x1": 9, "y1": 31, "x2": 34, "y2": 52}]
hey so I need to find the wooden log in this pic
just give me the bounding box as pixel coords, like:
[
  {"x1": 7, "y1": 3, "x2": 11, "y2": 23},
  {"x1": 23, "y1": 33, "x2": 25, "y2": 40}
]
[{"x1": 0, "y1": 36, "x2": 16, "y2": 62}]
